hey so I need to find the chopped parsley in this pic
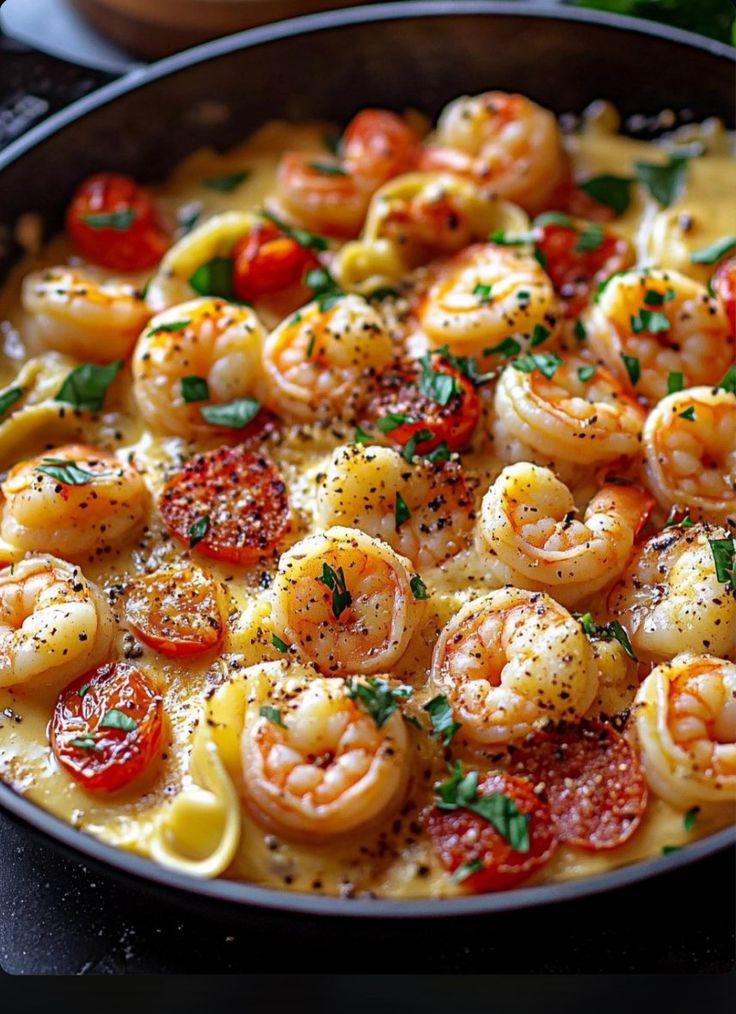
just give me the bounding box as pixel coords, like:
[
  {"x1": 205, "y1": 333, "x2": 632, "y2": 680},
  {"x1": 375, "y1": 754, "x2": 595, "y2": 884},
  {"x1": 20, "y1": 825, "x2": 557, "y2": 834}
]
[
  {"x1": 573, "y1": 222, "x2": 604, "y2": 253},
  {"x1": 410, "y1": 574, "x2": 429, "y2": 600},
  {"x1": 305, "y1": 334, "x2": 316, "y2": 358},
  {"x1": 189, "y1": 257, "x2": 235, "y2": 299},
  {"x1": 709, "y1": 537, "x2": 736, "y2": 589},
  {"x1": 533, "y1": 211, "x2": 576, "y2": 229},
  {"x1": 377, "y1": 412, "x2": 413, "y2": 433},
  {"x1": 716, "y1": 365, "x2": 736, "y2": 395},
  {"x1": 643, "y1": 287, "x2": 675, "y2": 306},
  {"x1": 483, "y1": 337, "x2": 522, "y2": 359},
  {"x1": 574, "y1": 612, "x2": 637, "y2": 660},
  {"x1": 512, "y1": 352, "x2": 562, "y2": 380},
  {"x1": 148, "y1": 319, "x2": 191, "y2": 334},
  {"x1": 423, "y1": 694, "x2": 461, "y2": 746},
  {"x1": 529, "y1": 324, "x2": 551, "y2": 348},
  {"x1": 690, "y1": 235, "x2": 736, "y2": 265},
  {"x1": 70, "y1": 736, "x2": 101, "y2": 752},
  {"x1": 395, "y1": 492, "x2": 411, "y2": 530},
  {"x1": 78, "y1": 682, "x2": 92, "y2": 698},
  {"x1": 260, "y1": 209, "x2": 328, "y2": 252},
  {"x1": 662, "y1": 844, "x2": 681, "y2": 855},
  {"x1": 418, "y1": 352, "x2": 461, "y2": 406},
  {"x1": 664, "y1": 508, "x2": 693, "y2": 529},
  {"x1": 667, "y1": 371, "x2": 684, "y2": 395},
  {"x1": 488, "y1": 228, "x2": 535, "y2": 245},
  {"x1": 99, "y1": 708, "x2": 137, "y2": 732},
  {"x1": 346, "y1": 676, "x2": 412, "y2": 729},
  {"x1": 678, "y1": 406, "x2": 696, "y2": 421},
  {"x1": 200, "y1": 397, "x2": 260, "y2": 428},
  {"x1": 435, "y1": 761, "x2": 530, "y2": 853},
  {"x1": 577, "y1": 174, "x2": 633, "y2": 215},
  {"x1": 574, "y1": 319, "x2": 587, "y2": 342},
  {"x1": 353, "y1": 424, "x2": 372, "y2": 445},
  {"x1": 621, "y1": 353, "x2": 641, "y2": 386},
  {"x1": 181, "y1": 375, "x2": 210, "y2": 403},
  {"x1": 54, "y1": 360, "x2": 122, "y2": 412},
  {"x1": 634, "y1": 154, "x2": 690, "y2": 208},
  {"x1": 318, "y1": 562, "x2": 352, "y2": 618},
  {"x1": 304, "y1": 265, "x2": 339, "y2": 297},
  {"x1": 259, "y1": 705, "x2": 285, "y2": 728},
  {"x1": 0, "y1": 386, "x2": 23, "y2": 418},
  {"x1": 577, "y1": 365, "x2": 597, "y2": 383},
  {"x1": 188, "y1": 515, "x2": 210, "y2": 548},
  {"x1": 401, "y1": 428, "x2": 434, "y2": 462},
  {"x1": 426, "y1": 441, "x2": 451, "y2": 463},
  {"x1": 202, "y1": 170, "x2": 250, "y2": 192},
  {"x1": 452, "y1": 859, "x2": 484, "y2": 884},
  {"x1": 271, "y1": 633, "x2": 290, "y2": 653},
  {"x1": 630, "y1": 308, "x2": 670, "y2": 334},
  {"x1": 306, "y1": 160, "x2": 347, "y2": 176},
  {"x1": 80, "y1": 208, "x2": 135, "y2": 230},
  {"x1": 35, "y1": 459, "x2": 102, "y2": 486},
  {"x1": 683, "y1": 806, "x2": 700, "y2": 831},
  {"x1": 472, "y1": 282, "x2": 493, "y2": 304}
]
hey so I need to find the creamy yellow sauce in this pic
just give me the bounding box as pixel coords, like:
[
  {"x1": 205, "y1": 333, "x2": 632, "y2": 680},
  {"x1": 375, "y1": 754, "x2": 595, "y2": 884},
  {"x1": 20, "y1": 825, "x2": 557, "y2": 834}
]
[{"x1": 0, "y1": 104, "x2": 734, "y2": 901}]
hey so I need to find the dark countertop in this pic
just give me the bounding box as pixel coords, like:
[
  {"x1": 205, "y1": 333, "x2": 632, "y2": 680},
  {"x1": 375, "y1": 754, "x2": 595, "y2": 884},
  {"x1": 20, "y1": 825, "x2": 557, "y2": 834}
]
[{"x1": 1, "y1": 810, "x2": 733, "y2": 974}]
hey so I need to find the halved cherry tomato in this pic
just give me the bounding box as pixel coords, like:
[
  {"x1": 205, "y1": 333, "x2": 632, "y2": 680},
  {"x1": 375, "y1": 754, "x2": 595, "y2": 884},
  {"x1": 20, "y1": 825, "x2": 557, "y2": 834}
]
[
  {"x1": 51, "y1": 662, "x2": 163, "y2": 793},
  {"x1": 712, "y1": 255, "x2": 736, "y2": 337},
  {"x1": 231, "y1": 222, "x2": 320, "y2": 303},
  {"x1": 126, "y1": 564, "x2": 224, "y2": 657},
  {"x1": 426, "y1": 772, "x2": 558, "y2": 892},
  {"x1": 66, "y1": 172, "x2": 169, "y2": 272},
  {"x1": 159, "y1": 445, "x2": 290, "y2": 565},
  {"x1": 534, "y1": 219, "x2": 634, "y2": 317},
  {"x1": 341, "y1": 109, "x2": 421, "y2": 185},
  {"x1": 508, "y1": 719, "x2": 648, "y2": 851},
  {"x1": 365, "y1": 353, "x2": 480, "y2": 455}
]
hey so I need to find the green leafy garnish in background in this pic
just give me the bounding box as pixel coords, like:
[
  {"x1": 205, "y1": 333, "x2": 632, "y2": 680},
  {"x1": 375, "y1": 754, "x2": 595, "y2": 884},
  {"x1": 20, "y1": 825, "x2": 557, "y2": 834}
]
[{"x1": 573, "y1": 1, "x2": 735, "y2": 46}]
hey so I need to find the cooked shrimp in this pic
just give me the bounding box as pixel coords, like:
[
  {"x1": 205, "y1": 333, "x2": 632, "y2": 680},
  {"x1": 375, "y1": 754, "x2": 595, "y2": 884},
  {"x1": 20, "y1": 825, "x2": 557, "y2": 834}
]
[
  {"x1": 643, "y1": 386, "x2": 736, "y2": 524},
  {"x1": 275, "y1": 109, "x2": 420, "y2": 238},
  {"x1": 240, "y1": 660, "x2": 409, "y2": 841},
  {"x1": 262, "y1": 294, "x2": 393, "y2": 423},
  {"x1": 418, "y1": 91, "x2": 569, "y2": 214},
  {"x1": 609, "y1": 523, "x2": 736, "y2": 664},
  {"x1": 430, "y1": 588, "x2": 598, "y2": 745},
  {"x1": 21, "y1": 266, "x2": 150, "y2": 363},
  {"x1": 633, "y1": 653, "x2": 736, "y2": 808},
  {"x1": 314, "y1": 443, "x2": 475, "y2": 568},
  {"x1": 417, "y1": 242, "x2": 559, "y2": 363},
  {"x1": 270, "y1": 526, "x2": 424, "y2": 675},
  {"x1": 493, "y1": 354, "x2": 646, "y2": 467},
  {"x1": 586, "y1": 636, "x2": 640, "y2": 721},
  {"x1": 132, "y1": 297, "x2": 268, "y2": 440},
  {"x1": 0, "y1": 554, "x2": 113, "y2": 689},
  {"x1": 0, "y1": 444, "x2": 148, "y2": 561},
  {"x1": 478, "y1": 463, "x2": 654, "y2": 606},
  {"x1": 583, "y1": 269, "x2": 733, "y2": 402}
]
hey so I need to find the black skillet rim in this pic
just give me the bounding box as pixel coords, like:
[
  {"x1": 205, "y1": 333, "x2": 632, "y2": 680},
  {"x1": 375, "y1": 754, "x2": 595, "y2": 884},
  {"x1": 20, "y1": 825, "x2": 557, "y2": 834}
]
[{"x1": 0, "y1": 0, "x2": 734, "y2": 917}]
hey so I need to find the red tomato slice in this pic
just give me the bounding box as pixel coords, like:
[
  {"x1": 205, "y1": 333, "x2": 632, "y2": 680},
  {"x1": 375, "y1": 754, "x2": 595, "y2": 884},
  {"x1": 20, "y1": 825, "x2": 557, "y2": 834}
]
[
  {"x1": 66, "y1": 172, "x2": 169, "y2": 272},
  {"x1": 712, "y1": 256, "x2": 736, "y2": 337},
  {"x1": 159, "y1": 445, "x2": 290, "y2": 565},
  {"x1": 508, "y1": 719, "x2": 648, "y2": 851},
  {"x1": 231, "y1": 222, "x2": 320, "y2": 303},
  {"x1": 534, "y1": 220, "x2": 634, "y2": 317},
  {"x1": 341, "y1": 109, "x2": 421, "y2": 185},
  {"x1": 51, "y1": 662, "x2": 163, "y2": 793},
  {"x1": 426, "y1": 772, "x2": 558, "y2": 892},
  {"x1": 126, "y1": 564, "x2": 224, "y2": 657},
  {"x1": 366, "y1": 353, "x2": 480, "y2": 455}
]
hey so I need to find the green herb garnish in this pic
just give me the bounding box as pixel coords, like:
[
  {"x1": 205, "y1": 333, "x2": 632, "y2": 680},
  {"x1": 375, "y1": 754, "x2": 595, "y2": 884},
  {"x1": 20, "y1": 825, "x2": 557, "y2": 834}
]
[
  {"x1": 0, "y1": 386, "x2": 23, "y2": 418},
  {"x1": 306, "y1": 161, "x2": 347, "y2": 176},
  {"x1": 483, "y1": 337, "x2": 522, "y2": 359},
  {"x1": 621, "y1": 353, "x2": 641, "y2": 386},
  {"x1": 512, "y1": 352, "x2": 562, "y2": 380},
  {"x1": 529, "y1": 324, "x2": 551, "y2": 348},
  {"x1": 80, "y1": 208, "x2": 135, "y2": 230},
  {"x1": 318, "y1": 562, "x2": 352, "y2": 618},
  {"x1": 271, "y1": 633, "x2": 290, "y2": 654},
  {"x1": 54, "y1": 360, "x2": 122, "y2": 412},
  {"x1": 200, "y1": 397, "x2": 260, "y2": 428},
  {"x1": 634, "y1": 154, "x2": 690, "y2": 208},
  {"x1": 181, "y1": 376, "x2": 210, "y2": 403},
  {"x1": 395, "y1": 492, "x2": 411, "y2": 530},
  {"x1": 574, "y1": 612, "x2": 637, "y2": 660},
  {"x1": 149, "y1": 319, "x2": 191, "y2": 335},
  {"x1": 202, "y1": 170, "x2": 250, "y2": 192},
  {"x1": 99, "y1": 708, "x2": 137, "y2": 733},
  {"x1": 346, "y1": 676, "x2": 412, "y2": 729},
  {"x1": 410, "y1": 574, "x2": 429, "y2": 600},
  {"x1": 577, "y1": 365, "x2": 597, "y2": 383},
  {"x1": 630, "y1": 308, "x2": 670, "y2": 334},
  {"x1": 35, "y1": 460, "x2": 102, "y2": 486},
  {"x1": 261, "y1": 209, "x2": 328, "y2": 252},
  {"x1": 188, "y1": 515, "x2": 210, "y2": 548},
  {"x1": 435, "y1": 761, "x2": 530, "y2": 853},
  {"x1": 189, "y1": 257, "x2": 235, "y2": 299},
  {"x1": 577, "y1": 174, "x2": 633, "y2": 215},
  {"x1": 678, "y1": 406, "x2": 696, "y2": 421},
  {"x1": 683, "y1": 806, "x2": 700, "y2": 831},
  {"x1": 472, "y1": 282, "x2": 493, "y2": 305},
  {"x1": 259, "y1": 705, "x2": 285, "y2": 728},
  {"x1": 709, "y1": 537, "x2": 736, "y2": 589},
  {"x1": 691, "y1": 235, "x2": 736, "y2": 265},
  {"x1": 423, "y1": 694, "x2": 461, "y2": 746},
  {"x1": 667, "y1": 372, "x2": 684, "y2": 395}
]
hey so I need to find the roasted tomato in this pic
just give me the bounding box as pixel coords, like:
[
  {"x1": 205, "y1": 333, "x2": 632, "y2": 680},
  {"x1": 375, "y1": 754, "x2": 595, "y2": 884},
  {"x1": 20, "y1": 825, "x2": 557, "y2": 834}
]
[
  {"x1": 231, "y1": 221, "x2": 320, "y2": 303},
  {"x1": 159, "y1": 445, "x2": 290, "y2": 565},
  {"x1": 341, "y1": 108, "x2": 421, "y2": 185},
  {"x1": 534, "y1": 217, "x2": 634, "y2": 317},
  {"x1": 712, "y1": 255, "x2": 736, "y2": 337},
  {"x1": 426, "y1": 771, "x2": 558, "y2": 892},
  {"x1": 66, "y1": 172, "x2": 169, "y2": 272},
  {"x1": 508, "y1": 719, "x2": 648, "y2": 850},
  {"x1": 51, "y1": 662, "x2": 163, "y2": 793},
  {"x1": 366, "y1": 352, "x2": 480, "y2": 455},
  {"x1": 126, "y1": 564, "x2": 224, "y2": 657}
]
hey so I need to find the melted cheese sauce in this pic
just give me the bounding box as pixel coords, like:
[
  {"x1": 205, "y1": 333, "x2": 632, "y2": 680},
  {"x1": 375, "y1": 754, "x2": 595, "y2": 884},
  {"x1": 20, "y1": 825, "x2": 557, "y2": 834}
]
[{"x1": 0, "y1": 105, "x2": 734, "y2": 900}]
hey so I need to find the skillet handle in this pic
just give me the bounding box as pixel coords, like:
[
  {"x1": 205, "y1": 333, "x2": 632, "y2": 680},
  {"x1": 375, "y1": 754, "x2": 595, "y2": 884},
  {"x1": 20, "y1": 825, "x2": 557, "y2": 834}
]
[{"x1": 0, "y1": 35, "x2": 116, "y2": 152}]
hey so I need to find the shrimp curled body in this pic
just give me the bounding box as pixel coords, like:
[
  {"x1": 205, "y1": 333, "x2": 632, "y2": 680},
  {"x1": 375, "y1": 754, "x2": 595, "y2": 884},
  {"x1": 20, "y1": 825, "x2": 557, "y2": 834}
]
[
  {"x1": 478, "y1": 463, "x2": 653, "y2": 606},
  {"x1": 241, "y1": 661, "x2": 409, "y2": 841},
  {"x1": 270, "y1": 526, "x2": 424, "y2": 675},
  {"x1": 0, "y1": 444, "x2": 149, "y2": 561},
  {"x1": 132, "y1": 297, "x2": 268, "y2": 440},
  {"x1": 0, "y1": 554, "x2": 113, "y2": 689},
  {"x1": 634, "y1": 653, "x2": 736, "y2": 808},
  {"x1": 430, "y1": 587, "x2": 598, "y2": 745},
  {"x1": 21, "y1": 266, "x2": 150, "y2": 364}
]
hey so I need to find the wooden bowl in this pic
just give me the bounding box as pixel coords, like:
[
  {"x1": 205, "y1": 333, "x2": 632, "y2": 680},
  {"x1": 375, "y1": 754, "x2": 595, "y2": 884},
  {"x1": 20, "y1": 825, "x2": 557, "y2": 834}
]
[{"x1": 71, "y1": 0, "x2": 375, "y2": 59}]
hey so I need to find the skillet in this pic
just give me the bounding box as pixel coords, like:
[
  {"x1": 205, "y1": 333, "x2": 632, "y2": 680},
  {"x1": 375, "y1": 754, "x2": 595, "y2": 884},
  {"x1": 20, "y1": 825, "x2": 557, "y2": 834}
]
[{"x1": 0, "y1": 0, "x2": 734, "y2": 918}]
